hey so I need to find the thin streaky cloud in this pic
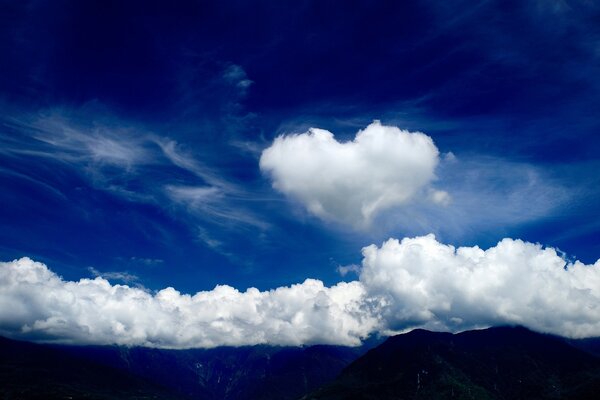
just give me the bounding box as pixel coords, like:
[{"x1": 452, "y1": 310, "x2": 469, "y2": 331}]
[{"x1": 2, "y1": 109, "x2": 271, "y2": 249}]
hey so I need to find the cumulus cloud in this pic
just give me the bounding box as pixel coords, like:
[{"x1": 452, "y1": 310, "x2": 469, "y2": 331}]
[
  {"x1": 0, "y1": 258, "x2": 376, "y2": 348},
  {"x1": 1, "y1": 235, "x2": 599, "y2": 347},
  {"x1": 260, "y1": 121, "x2": 443, "y2": 228},
  {"x1": 360, "y1": 235, "x2": 600, "y2": 338}
]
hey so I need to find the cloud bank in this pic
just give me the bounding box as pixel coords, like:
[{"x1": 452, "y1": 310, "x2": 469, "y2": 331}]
[
  {"x1": 360, "y1": 235, "x2": 600, "y2": 338},
  {"x1": 260, "y1": 121, "x2": 446, "y2": 228},
  {"x1": 1, "y1": 235, "x2": 599, "y2": 348},
  {"x1": 0, "y1": 257, "x2": 375, "y2": 348}
]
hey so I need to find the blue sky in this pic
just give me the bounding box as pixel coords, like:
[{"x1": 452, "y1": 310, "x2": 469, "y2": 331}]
[{"x1": 1, "y1": 1, "x2": 600, "y2": 347}]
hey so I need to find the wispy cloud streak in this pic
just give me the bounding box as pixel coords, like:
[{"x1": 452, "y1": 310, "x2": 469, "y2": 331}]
[{"x1": 0, "y1": 109, "x2": 269, "y2": 257}]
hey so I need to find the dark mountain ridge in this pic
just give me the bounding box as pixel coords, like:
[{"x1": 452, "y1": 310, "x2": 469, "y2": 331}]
[
  {"x1": 0, "y1": 335, "x2": 376, "y2": 400},
  {"x1": 2, "y1": 327, "x2": 600, "y2": 400},
  {"x1": 0, "y1": 335, "x2": 181, "y2": 399},
  {"x1": 304, "y1": 326, "x2": 600, "y2": 400},
  {"x1": 55, "y1": 342, "x2": 368, "y2": 400}
]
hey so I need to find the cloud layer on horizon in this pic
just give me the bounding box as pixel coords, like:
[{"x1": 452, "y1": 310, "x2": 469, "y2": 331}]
[
  {"x1": 0, "y1": 257, "x2": 376, "y2": 348},
  {"x1": 360, "y1": 235, "x2": 600, "y2": 338},
  {"x1": 260, "y1": 121, "x2": 448, "y2": 228},
  {"x1": 1, "y1": 235, "x2": 599, "y2": 348}
]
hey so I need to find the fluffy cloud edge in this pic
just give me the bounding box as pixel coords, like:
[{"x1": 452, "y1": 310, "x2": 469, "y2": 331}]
[
  {"x1": 360, "y1": 235, "x2": 600, "y2": 338},
  {"x1": 1, "y1": 235, "x2": 599, "y2": 348},
  {"x1": 0, "y1": 257, "x2": 377, "y2": 348},
  {"x1": 259, "y1": 121, "x2": 445, "y2": 228}
]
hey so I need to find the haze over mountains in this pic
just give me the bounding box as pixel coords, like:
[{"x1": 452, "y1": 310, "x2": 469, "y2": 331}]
[{"x1": 2, "y1": 326, "x2": 600, "y2": 400}]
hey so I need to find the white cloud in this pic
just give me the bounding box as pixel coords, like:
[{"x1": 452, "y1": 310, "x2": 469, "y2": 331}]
[
  {"x1": 428, "y1": 189, "x2": 451, "y2": 206},
  {"x1": 260, "y1": 121, "x2": 442, "y2": 228},
  {"x1": 15, "y1": 113, "x2": 150, "y2": 168},
  {"x1": 1, "y1": 235, "x2": 599, "y2": 347},
  {"x1": 336, "y1": 264, "x2": 361, "y2": 277},
  {"x1": 360, "y1": 235, "x2": 600, "y2": 338},
  {"x1": 0, "y1": 257, "x2": 376, "y2": 348}
]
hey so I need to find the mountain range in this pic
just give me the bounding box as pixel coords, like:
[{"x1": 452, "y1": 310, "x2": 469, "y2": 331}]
[
  {"x1": 304, "y1": 327, "x2": 600, "y2": 400},
  {"x1": 2, "y1": 327, "x2": 600, "y2": 399}
]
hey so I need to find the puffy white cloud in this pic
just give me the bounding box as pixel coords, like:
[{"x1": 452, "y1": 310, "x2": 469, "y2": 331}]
[
  {"x1": 260, "y1": 121, "x2": 442, "y2": 228},
  {"x1": 1, "y1": 235, "x2": 599, "y2": 347},
  {"x1": 360, "y1": 235, "x2": 600, "y2": 338},
  {"x1": 0, "y1": 258, "x2": 376, "y2": 348}
]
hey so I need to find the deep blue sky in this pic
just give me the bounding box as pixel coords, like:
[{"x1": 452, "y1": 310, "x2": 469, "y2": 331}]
[{"x1": 1, "y1": 0, "x2": 599, "y2": 294}]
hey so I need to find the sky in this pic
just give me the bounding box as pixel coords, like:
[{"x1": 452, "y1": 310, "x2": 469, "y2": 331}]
[{"x1": 1, "y1": 0, "x2": 600, "y2": 348}]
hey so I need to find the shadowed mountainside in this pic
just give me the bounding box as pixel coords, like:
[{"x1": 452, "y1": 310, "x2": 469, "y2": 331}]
[
  {"x1": 0, "y1": 335, "x2": 376, "y2": 400},
  {"x1": 0, "y1": 336, "x2": 182, "y2": 399},
  {"x1": 2, "y1": 327, "x2": 600, "y2": 400},
  {"x1": 56, "y1": 342, "x2": 368, "y2": 400},
  {"x1": 303, "y1": 326, "x2": 600, "y2": 400}
]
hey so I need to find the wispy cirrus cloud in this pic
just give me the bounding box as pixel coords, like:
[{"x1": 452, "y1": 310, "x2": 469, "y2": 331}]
[
  {"x1": 373, "y1": 153, "x2": 570, "y2": 241},
  {"x1": 222, "y1": 64, "x2": 253, "y2": 93},
  {"x1": 2, "y1": 113, "x2": 151, "y2": 168},
  {"x1": 87, "y1": 266, "x2": 139, "y2": 284},
  {"x1": 165, "y1": 184, "x2": 269, "y2": 230},
  {"x1": 0, "y1": 107, "x2": 269, "y2": 258},
  {"x1": 153, "y1": 138, "x2": 237, "y2": 191},
  {"x1": 129, "y1": 257, "x2": 164, "y2": 266}
]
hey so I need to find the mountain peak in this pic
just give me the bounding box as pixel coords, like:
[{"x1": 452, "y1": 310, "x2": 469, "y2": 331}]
[{"x1": 306, "y1": 326, "x2": 600, "y2": 400}]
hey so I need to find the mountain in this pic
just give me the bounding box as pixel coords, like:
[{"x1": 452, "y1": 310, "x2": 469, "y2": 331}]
[
  {"x1": 303, "y1": 326, "x2": 600, "y2": 400},
  {"x1": 4, "y1": 327, "x2": 600, "y2": 400},
  {"x1": 0, "y1": 336, "x2": 182, "y2": 399},
  {"x1": 56, "y1": 343, "x2": 369, "y2": 400},
  {"x1": 568, "y1": 337, "x2": 600, "y2": 359},
  {"x1": 0, "y1": 336, "x2": 375, "y2": 400}
]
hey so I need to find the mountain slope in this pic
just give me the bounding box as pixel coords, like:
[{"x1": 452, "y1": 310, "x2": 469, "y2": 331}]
[
  {"x1": 0, "y1": 335, "x2": 375, "y2": 400},
  {"x1": 304, "y1": 326, "x2": 600, "y2": 400},
  {"x1": 4, "y1": 327, "x2": 598, "y2": 400},
  {"x1": 0, "y1": 336, "x2": 183, "y2": 400},
  {"x1": 57, "y1": 343, "x2": 367, "y2": 400}
]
